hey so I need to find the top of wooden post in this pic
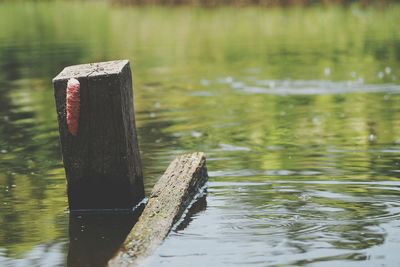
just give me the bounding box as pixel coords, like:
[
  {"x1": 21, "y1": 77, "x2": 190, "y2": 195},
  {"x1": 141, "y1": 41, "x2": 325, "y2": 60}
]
[{"x1": 53, "y1": 60, "x2": 130, "y2": 82}]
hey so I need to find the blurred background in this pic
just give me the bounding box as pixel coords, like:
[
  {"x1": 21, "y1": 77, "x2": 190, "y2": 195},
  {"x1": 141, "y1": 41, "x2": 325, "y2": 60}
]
[{"x1": 0, "y1": 0, "x2": 400, "y2": 266}]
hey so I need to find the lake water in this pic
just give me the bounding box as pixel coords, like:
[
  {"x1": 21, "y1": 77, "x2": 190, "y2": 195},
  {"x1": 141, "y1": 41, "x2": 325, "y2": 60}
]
[{"x1": 0, "y1": 2, "x2": 400, "y2": 266}]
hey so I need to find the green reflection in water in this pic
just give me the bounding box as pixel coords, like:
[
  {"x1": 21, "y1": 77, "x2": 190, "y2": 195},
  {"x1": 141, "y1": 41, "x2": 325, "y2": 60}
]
[{"x1": 0, "y1": 1, "x2": 399, "y2": 266}]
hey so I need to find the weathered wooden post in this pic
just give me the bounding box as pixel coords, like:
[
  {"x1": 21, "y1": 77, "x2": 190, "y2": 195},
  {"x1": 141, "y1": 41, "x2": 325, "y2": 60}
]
[{"x1": 53, "y1": 60, "x2": 145, "y2": 210}]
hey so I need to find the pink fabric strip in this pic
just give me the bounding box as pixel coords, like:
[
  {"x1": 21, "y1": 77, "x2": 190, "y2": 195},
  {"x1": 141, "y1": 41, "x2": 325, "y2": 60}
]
[{"x1": 66, "y1": 78, "x2": 80, "y2": 136}]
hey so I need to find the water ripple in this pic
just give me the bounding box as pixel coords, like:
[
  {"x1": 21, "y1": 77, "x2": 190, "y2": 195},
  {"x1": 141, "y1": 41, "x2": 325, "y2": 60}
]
[{"x1": 221, "y1": 79, "x2": 400, "y2": 95}]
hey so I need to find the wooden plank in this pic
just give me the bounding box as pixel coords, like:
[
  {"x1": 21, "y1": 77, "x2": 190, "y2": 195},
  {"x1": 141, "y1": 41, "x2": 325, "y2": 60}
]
[
  {"x1": 52, "y1": 60, "x2": 144, "y2": 210},
  {"x1": 109, "y1": 152, "x2": 208, "y2": 267}
]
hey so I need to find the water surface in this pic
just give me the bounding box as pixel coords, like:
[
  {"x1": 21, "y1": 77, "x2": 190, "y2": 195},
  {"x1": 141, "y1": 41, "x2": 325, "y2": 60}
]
[{"x1": 0, "y1": 2, "x2": 400, "y2": 266}]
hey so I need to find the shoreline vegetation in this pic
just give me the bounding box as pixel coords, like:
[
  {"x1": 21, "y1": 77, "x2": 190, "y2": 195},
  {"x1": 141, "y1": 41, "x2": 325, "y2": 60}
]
[
  {"x1": 1, "y1": 0, "x2": 399, "y2": 7},
  {"x1": 110, "y1": 0, "x2": 399, "y2": 6},
  {"x1": 0, "y1": 1, "x2": 399, "y2": 84}
]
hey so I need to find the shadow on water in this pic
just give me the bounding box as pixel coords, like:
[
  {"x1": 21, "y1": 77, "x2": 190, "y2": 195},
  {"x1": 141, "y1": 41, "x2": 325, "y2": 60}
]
[
  {"x1": 175, "y1": 194, "x2": 208, "y2": 232},
  {"x1": 67, "y1": 206, "x2": 144, "y2": 267}
]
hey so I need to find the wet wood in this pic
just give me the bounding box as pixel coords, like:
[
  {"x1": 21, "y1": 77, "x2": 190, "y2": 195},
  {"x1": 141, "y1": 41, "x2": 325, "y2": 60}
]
[
  {"x1": 109, "y1": 152, "x2": 208, "y2": 267},
  {"x1": 53, "y1": 60, "x2": 144, "y2": 211}
]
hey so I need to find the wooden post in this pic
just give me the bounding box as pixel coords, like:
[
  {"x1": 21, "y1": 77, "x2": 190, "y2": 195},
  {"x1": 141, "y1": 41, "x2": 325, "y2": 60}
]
[
  {"x1": 53, "y1": 60, "x2": 145, "y2": 211},
  {"x1": 109, "y1": 152, "x2": 208, "y2": 267}
]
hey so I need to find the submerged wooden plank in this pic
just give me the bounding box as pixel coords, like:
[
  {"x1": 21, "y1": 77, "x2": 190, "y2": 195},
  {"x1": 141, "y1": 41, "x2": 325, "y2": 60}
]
[{"x1": 109, "y1": 152, "x2": 208, "y2": 267}]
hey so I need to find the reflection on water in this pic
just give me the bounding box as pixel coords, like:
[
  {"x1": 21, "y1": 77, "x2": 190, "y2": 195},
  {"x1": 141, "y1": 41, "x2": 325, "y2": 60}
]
[
  {"x1": 0, "y1": 1, "x2": 400, "y2": 267},
  {"x1": 68, "y1": 209, "x2": 143, "y2": 267},
  {"x1": 174, "y1": 195, "x2": 208, "y2": 232},
  {"x1": 224, "y1": 78, "x2": 400, "y2": 95}
]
